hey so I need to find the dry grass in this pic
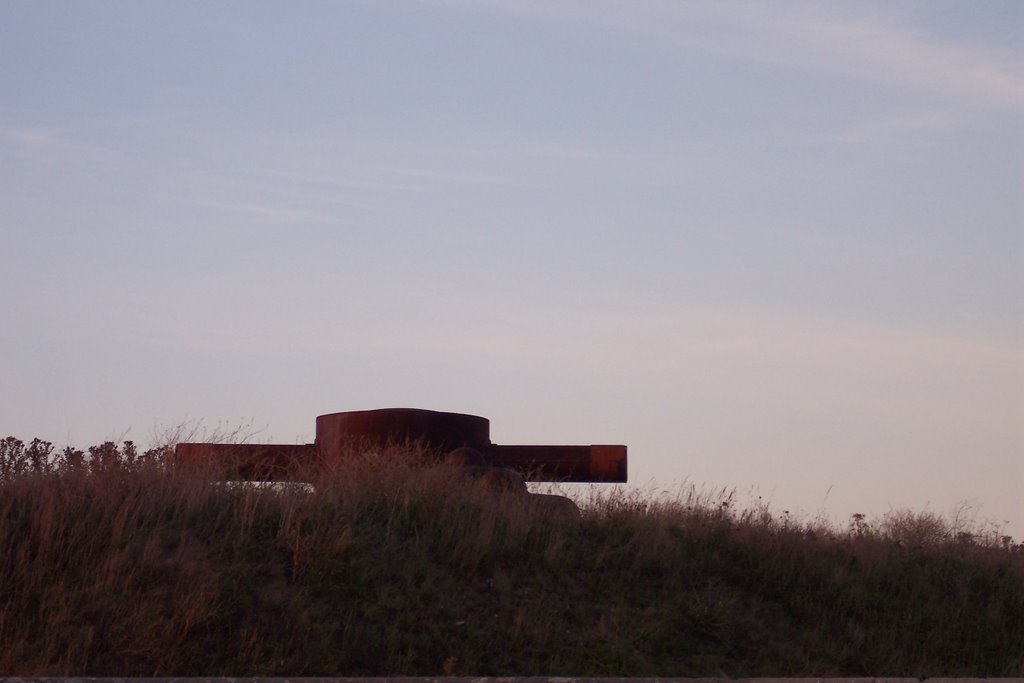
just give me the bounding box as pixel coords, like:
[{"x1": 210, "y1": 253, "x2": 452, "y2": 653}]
[{"x1": 1, "y1": 435, "x2": 1022, "y2": 676}]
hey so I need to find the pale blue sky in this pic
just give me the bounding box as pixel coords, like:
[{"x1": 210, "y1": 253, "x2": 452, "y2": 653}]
[{"x1": 2, "y1": 1, "x2": 1022, "y2": 535}]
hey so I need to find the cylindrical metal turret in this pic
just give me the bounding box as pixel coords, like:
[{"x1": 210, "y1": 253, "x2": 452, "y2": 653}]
[{"x1": 175, "y1": 408, "x2": 627, "y2": 483}]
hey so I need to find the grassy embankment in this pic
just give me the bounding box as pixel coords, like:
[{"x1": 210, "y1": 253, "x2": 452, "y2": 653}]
[{"x1": 1, "y1": 435, "x2": 1022, "y2": 676}]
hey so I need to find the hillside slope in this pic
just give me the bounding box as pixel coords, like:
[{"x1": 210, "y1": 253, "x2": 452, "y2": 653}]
[{"x1": 1, "y1": 437, "x2": 1022, "y2": 676}]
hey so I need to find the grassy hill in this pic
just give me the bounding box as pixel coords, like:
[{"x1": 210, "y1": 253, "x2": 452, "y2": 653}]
[{"x1": 1, "y1": 436, "x2": 1022, "y2": 676}]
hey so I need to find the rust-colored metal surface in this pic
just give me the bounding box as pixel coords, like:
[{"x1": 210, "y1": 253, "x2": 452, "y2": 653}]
[
  {"x1": 489, "y1": 444, "x2": 627, "y2": 483},
  {"x1": 175, "y1": 408, "x2": 627, "y2": 483},
  {"x1": 316, "y1": 408, "x2": 490, "y2": 452}
]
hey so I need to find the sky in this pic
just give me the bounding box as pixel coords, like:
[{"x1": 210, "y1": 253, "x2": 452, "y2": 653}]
[{"x1": 2, "y1": 0, "x2": 1022, "y2": 536}]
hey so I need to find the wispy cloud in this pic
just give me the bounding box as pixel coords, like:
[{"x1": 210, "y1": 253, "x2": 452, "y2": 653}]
[
  {"x1": 429, "y1": 0, "x2": 1024, "y2": 111},
  {"x1": 827, "y1": 110, "x2": 963, "y2": 144},
  {"x1": 731, "y1": 3, "x2": 1024, "y2": 110},
  {"x1": 181, "y1": 131, "x2": 686, "y2": 211},
  {"x1": 0, "y1": 124, "x2": 116, "y2": 164}
]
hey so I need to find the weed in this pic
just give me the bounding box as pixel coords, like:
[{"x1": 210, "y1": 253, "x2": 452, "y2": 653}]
[{"x1": 0, "y1": 435, "x2": 1021, "y2": 675}]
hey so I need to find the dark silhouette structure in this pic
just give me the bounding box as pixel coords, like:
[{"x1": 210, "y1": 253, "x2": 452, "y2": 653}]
[{"x1": 174, "y1": 407, "x2": 627, "y2": 483}]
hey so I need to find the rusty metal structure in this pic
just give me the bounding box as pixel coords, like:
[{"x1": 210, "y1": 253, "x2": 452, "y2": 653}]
[{"x1": 174, "y1": 408, "x2": 627, "y2": 485}]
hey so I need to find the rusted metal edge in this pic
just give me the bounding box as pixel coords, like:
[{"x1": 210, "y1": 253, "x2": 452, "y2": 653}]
[
  {"x1": 174, "y1": 409, "x2": 628, "y2": 483},
  {"x1": 489, "y1": 444, "x2": 627, "y2": 482},
  {"x1": 172, "y1": 442, "x2": 627, "y2": 483}
]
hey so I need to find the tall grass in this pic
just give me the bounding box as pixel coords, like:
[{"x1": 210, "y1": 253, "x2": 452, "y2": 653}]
[{"x1": 1, "y1": 435, "x2": 1021, "y2": 676}]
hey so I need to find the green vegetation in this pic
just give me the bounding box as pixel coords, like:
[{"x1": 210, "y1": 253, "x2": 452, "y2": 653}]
[{"x1": 1, "y1": 435, "x2": 1022, "y2": 676}]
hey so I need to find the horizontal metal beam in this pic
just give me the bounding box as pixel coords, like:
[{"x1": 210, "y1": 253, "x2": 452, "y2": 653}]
[
  {"x1": 489, "y1": 444, "x2": 627, "y2": 483},
  {"x1": 174, "y1": 408, "x2": 628, "y2": 484}
]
